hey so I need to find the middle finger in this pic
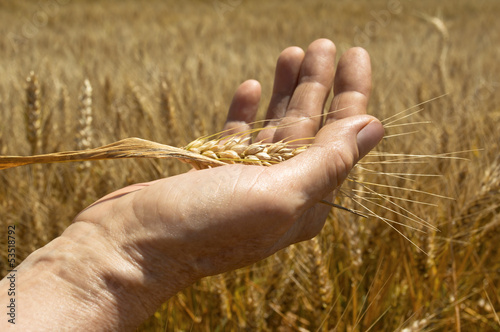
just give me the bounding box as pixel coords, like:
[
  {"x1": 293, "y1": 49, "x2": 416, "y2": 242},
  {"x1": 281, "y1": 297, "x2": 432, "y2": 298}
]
[{"x1": 270, "y1": 39, "x2": 337, "y2": 144}]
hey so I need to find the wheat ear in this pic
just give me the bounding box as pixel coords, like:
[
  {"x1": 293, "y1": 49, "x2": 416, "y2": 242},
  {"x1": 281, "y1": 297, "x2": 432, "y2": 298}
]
[
  {"x1": 25, "y1": 71, "x2": 42, "y2": 155},
  {"x1": 0, "y1": 128, "x2": 312, "y2": 170}
]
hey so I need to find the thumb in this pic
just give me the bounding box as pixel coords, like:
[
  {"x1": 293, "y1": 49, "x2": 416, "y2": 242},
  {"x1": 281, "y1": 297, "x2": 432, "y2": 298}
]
[{"x1": 279, "y1": 115, "x2": 384, "y2": 201}]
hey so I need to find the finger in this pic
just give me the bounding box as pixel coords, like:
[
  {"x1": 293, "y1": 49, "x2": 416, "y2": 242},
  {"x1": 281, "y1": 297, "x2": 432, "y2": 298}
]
[
  {"x1": 272, "y1": 39, "x2": 336, "y2": 143},
  {"x1": 258, "y1": 46, "x2": 304, "y2": 136},
  {"x1": 276, "y1": 115, "x2": 384, "y2": 203},
  {"x1": 327, "y1": 47, "x2": 371, "y2": 124},
  {"x1": 222, "y1": 80, "x2": 261, "y2": 140}
]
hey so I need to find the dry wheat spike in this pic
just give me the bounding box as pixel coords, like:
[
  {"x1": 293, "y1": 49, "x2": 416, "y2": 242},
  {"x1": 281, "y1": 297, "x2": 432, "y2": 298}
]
[{"x1": 0, "y1": 136, "x2": 308, "y2": 171}]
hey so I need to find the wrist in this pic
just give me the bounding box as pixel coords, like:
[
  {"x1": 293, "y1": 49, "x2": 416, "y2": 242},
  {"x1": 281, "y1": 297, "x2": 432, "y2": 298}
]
[
  {"x1": 55, "y1": 221, "x2": 169, "y2": 329},
  {"x1": 15, "y1": 221, "x2": 144, "y2": 330},
  {"x1": 3, "y1": 220, "x2": 165, "y2": 331},
  {"x1": 72, "y1": 193, "x2": 197, "y2": 325}
]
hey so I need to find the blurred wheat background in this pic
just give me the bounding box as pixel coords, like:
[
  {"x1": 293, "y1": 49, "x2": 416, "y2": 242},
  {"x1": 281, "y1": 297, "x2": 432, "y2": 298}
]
[{"x1": 0, "y1": 0, "x2": 499, "y2": 331}]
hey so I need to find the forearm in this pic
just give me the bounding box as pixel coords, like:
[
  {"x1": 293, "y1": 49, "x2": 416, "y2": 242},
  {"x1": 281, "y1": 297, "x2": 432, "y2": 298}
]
[{"x1": 0, "y1": 221, "x2": 167, "y2": 331}]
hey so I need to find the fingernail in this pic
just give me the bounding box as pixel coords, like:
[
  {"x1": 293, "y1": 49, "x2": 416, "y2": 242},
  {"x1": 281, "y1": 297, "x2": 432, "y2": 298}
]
[{"x1": 356, "y1": 120, "x2": 384, "y2": 158}]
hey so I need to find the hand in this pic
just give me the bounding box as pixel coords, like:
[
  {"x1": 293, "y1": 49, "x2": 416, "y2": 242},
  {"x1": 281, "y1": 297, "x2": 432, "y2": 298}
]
[
  {"x1": 0, "y1": 39, "x2": 384, "y2": 331},
  {"x1": 77, "y1": 38, "x2": 383, "y2": 326}
]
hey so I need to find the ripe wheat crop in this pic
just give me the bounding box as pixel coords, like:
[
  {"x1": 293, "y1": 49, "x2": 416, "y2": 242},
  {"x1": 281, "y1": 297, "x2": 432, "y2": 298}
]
[{"x1": 1, "y1": 0, "x2": 499, "y2": 331}]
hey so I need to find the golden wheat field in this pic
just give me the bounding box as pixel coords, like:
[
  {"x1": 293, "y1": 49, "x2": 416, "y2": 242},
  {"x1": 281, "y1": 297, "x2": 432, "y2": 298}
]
[{"x1": 1, "y1": 0, "x2": 500, "y2": 330}]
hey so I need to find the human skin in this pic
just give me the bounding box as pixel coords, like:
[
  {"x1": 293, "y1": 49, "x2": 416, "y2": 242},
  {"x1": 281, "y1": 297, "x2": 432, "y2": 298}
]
[{"x1": 0, "y1": 39, "x2": 384, "y2": 331}]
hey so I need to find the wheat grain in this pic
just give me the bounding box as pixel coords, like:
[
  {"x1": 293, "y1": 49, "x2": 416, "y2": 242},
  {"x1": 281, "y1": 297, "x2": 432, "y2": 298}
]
[{"x1": 185, "y1": 136, "x2": 308, "y2": 167}]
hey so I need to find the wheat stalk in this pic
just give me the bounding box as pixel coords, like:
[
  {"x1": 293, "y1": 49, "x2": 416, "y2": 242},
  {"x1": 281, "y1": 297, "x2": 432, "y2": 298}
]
[
  {"x1": 0, "y1": 137, "x2": 220, "y2": 170},
  {"x1": 0, "y1": 135, "x2": 309, "y2": 170}
]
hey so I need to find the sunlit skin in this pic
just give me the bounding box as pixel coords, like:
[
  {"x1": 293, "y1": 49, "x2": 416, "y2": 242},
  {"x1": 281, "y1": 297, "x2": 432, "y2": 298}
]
[{"x1": 0, "y1": 39, "x2": 383, "y2": 331}]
